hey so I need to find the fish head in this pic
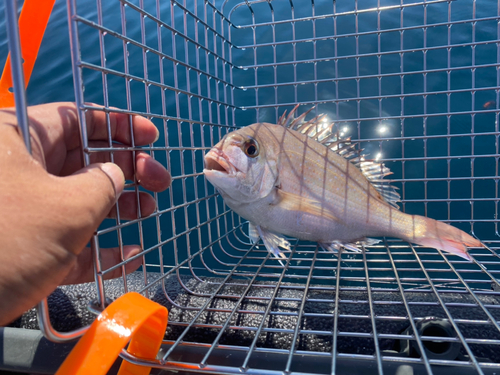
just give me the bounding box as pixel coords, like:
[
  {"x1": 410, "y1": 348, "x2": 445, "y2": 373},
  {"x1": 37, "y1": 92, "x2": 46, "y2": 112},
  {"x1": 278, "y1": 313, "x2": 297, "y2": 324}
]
[{"x1": 203, "y1": 125, "x2": 279, "y2": 203}]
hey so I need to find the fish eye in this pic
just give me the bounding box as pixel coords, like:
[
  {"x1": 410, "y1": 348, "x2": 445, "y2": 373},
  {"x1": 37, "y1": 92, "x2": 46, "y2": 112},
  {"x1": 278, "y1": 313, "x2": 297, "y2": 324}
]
[{"x1": 244, "y1": 139, "x2": 259, "y2": 158}]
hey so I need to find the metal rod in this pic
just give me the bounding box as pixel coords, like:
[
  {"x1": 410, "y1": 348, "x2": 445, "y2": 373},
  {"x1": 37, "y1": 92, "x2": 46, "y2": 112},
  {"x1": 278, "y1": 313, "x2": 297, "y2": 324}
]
[
  {"x1": 37, "y1": 298, "x2": 88, "y2": 343},
  {"x1": 37, "y1": 0, "x2": 92, "y2": 343},
  {"x1": 4, "y1": 0, "x2": 31, "y2": 153}
]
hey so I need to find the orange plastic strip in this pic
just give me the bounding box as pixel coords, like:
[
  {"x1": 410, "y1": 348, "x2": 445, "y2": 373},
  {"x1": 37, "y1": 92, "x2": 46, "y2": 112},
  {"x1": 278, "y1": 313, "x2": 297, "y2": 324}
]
[
  {"x1": 55, "y1": 292, "x2": 168, "y2": 375},
  {"x1": 0, "y1": 0, "x2": 56, "y2": 108}
]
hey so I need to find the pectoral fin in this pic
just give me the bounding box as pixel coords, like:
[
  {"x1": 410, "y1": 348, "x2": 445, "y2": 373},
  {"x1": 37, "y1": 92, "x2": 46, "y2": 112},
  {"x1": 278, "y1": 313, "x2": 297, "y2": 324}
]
[{"x1": 275, "y1": 190, "x2": 341, "y2": 223}]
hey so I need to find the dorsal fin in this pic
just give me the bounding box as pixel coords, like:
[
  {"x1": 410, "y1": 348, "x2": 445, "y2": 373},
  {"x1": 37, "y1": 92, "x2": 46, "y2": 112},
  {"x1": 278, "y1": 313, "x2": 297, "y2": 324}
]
[{"x1": 278, "y1": 105, "x2": 401, "y2": 209}]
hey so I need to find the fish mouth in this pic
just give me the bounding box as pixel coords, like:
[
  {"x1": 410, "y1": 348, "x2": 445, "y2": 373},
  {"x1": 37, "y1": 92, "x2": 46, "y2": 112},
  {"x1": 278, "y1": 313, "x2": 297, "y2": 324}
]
[{"x1": 204, "y1": 149, "x2": 237, "y2": 175}]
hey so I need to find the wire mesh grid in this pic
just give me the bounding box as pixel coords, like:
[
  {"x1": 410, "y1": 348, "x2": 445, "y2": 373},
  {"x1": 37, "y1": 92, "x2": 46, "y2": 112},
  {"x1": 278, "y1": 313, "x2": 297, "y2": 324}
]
[{"x1": 63, "y1": 0, "x2": 500, "y2": 373}]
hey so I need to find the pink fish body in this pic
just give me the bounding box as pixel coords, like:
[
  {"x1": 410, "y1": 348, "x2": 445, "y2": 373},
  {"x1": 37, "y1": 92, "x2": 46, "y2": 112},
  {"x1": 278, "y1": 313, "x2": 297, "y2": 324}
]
[
  {"x1": 484, "y1": 100, "x2": 496, "y2": 109},
  {"x1": 204, "y1": 107, "x2": 481, "y2": 261}
]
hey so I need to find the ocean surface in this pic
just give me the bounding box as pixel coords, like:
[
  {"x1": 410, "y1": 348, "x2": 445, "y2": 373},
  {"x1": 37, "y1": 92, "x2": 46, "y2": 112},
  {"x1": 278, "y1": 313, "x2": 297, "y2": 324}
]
[{"x1": 0, "y1": 0, "x2": 498, "y2": 275}]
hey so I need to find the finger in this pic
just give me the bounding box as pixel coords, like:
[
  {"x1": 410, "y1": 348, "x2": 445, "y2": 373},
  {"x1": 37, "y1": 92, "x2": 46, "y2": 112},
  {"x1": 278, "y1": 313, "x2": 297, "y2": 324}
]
[
  {"x1": 23, "y1": 102, "x2": 159, "y2": 175},
  {"x1": 56, "y1": 163, "x2": 124, "y2": 253},
  {"x1": 60, "y1": 141, "x2": 135, "y2": 178},
  {"x1": 60, "y1": 148, "x2": 170, "y2": 192},
  {"x1": 108, "y1": 191, "x2": 158, "y2": 220},
  {"x1": 136, "y1": 152, "x2": 172, "y2": 192},
  {"x1": 61, "y1": 245, "x2": 143, "y2": 285},
  {"x1": 85, "y1": 106, "x2": 159, "y2": 146}
]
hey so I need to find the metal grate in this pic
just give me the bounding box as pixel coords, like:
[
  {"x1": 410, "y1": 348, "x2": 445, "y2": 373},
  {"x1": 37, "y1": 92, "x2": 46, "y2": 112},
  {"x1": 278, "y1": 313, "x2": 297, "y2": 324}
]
[{"x1": 62, "y1": 0, "x2": 500, "y2": 373}]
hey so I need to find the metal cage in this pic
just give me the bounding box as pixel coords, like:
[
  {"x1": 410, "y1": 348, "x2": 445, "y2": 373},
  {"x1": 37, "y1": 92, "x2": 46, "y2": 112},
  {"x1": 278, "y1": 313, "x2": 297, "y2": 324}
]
[{"x1": 11, "y1": 0, "x2": 500, "y2": 374}]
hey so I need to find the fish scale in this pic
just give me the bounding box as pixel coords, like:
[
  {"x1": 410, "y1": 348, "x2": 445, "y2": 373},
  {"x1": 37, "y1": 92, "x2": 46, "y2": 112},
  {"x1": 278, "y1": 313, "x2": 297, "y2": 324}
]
[{"x1": 274, "y1": 125, "x2": 395, "y2": 239}]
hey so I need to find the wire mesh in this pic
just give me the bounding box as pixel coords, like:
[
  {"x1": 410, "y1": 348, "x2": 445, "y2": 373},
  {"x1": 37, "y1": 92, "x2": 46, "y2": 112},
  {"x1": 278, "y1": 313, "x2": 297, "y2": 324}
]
[{"x1": 64, "y1": 0, "x2": 500, "y2": 373}]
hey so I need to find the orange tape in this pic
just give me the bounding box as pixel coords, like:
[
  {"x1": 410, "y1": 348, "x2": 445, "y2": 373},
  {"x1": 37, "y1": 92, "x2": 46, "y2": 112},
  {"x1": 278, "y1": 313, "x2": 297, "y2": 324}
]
[
  {"x1": 0, "y1": 0, "x2": 56, "y2": 108},
  {"x1": 56, "y1": 292, "x2": 168, "y2": 375}
]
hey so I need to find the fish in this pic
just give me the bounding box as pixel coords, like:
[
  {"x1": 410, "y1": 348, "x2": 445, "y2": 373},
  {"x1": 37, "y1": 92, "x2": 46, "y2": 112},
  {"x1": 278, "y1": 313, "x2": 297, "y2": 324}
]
[
  {"x1": 483, "y1": 100, "x2": 496, "y2": 109},
  {"x1": 203, "y1": 106, "x2": 482, "y2": 262}
]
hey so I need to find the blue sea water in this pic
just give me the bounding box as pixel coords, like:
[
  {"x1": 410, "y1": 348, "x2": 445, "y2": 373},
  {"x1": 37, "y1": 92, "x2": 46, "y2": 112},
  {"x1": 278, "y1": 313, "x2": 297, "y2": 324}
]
[{"x1": 1, "y1": 0, "x2": 499, "y2": 275}]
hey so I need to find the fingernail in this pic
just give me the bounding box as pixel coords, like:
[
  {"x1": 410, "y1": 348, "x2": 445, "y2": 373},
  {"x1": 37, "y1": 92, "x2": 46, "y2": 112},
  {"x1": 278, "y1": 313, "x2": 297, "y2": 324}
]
[
  {"x1": 125, "y1": 247, "x2": 141, "y2": 260},
  {"x1": 154, "y1": 128, "x2": 160, "y2": 143},
  {"x1": 101, "y1": 162, "x2": 125, "y2": 197}
]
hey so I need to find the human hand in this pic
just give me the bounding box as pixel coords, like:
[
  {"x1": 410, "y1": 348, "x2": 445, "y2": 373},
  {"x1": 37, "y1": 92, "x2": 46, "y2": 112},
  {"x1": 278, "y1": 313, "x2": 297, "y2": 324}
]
[{"x1": 0, "y1": 102, "x2": 171, "y2": 325}]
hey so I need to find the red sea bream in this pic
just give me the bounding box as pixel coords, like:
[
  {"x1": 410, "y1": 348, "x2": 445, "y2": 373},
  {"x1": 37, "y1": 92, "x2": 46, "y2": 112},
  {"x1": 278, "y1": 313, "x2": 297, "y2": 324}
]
[{"x1": 203, "y1": 107, "x2": 481, "y2": 262}]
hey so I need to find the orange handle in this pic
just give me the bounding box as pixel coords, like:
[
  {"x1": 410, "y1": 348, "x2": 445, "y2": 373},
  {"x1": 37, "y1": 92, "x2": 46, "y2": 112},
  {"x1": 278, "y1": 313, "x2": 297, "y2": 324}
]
[
  {"x1": 0, "y1": 0, "x2": 56, "y2": 108},
  {"x1": 56, "y1": 292, "x2": 168, "y2": 375}
]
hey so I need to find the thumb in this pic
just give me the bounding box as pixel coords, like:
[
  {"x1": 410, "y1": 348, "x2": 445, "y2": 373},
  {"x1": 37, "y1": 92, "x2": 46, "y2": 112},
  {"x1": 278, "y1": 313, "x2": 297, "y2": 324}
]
[
  {"x1": 56, "y1": 162, "x2": 125, "y2": 254},
  {"x1": 79, "y1": 162, "x2": 126, "y2": 200}
]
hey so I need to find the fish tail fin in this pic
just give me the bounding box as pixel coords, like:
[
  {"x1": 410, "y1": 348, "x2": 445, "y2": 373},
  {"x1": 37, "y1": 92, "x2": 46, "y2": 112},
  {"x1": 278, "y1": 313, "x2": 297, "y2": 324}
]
[{"x1": 405, "y1": 216, "x2": 482, "y2": 261}]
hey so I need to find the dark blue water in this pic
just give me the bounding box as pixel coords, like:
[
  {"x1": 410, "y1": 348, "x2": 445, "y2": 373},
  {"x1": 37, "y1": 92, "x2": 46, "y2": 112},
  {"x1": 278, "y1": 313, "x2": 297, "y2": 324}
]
[{"x1": 1, "y1": 0, "x2": 498, "y2": 275}]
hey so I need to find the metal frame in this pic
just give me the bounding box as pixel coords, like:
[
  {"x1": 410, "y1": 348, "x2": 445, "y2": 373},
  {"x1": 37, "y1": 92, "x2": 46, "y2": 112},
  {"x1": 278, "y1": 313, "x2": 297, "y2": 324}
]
[
  {"x1": 18, "y1": 0, "x2": 500, "y2": 373},
  {"x1": 3, "y1": 0, "x2": 30, "y2": 151}
]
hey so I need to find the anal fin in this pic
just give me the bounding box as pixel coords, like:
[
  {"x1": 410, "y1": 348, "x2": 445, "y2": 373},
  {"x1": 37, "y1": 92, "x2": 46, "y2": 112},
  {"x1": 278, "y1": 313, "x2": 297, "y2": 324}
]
[
  {"x1": 319, "y1": 238, "x2": 380, "y2": 254},
  {"x1": 319, "y1": 242, "x2": 342, "y2": 253}
]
